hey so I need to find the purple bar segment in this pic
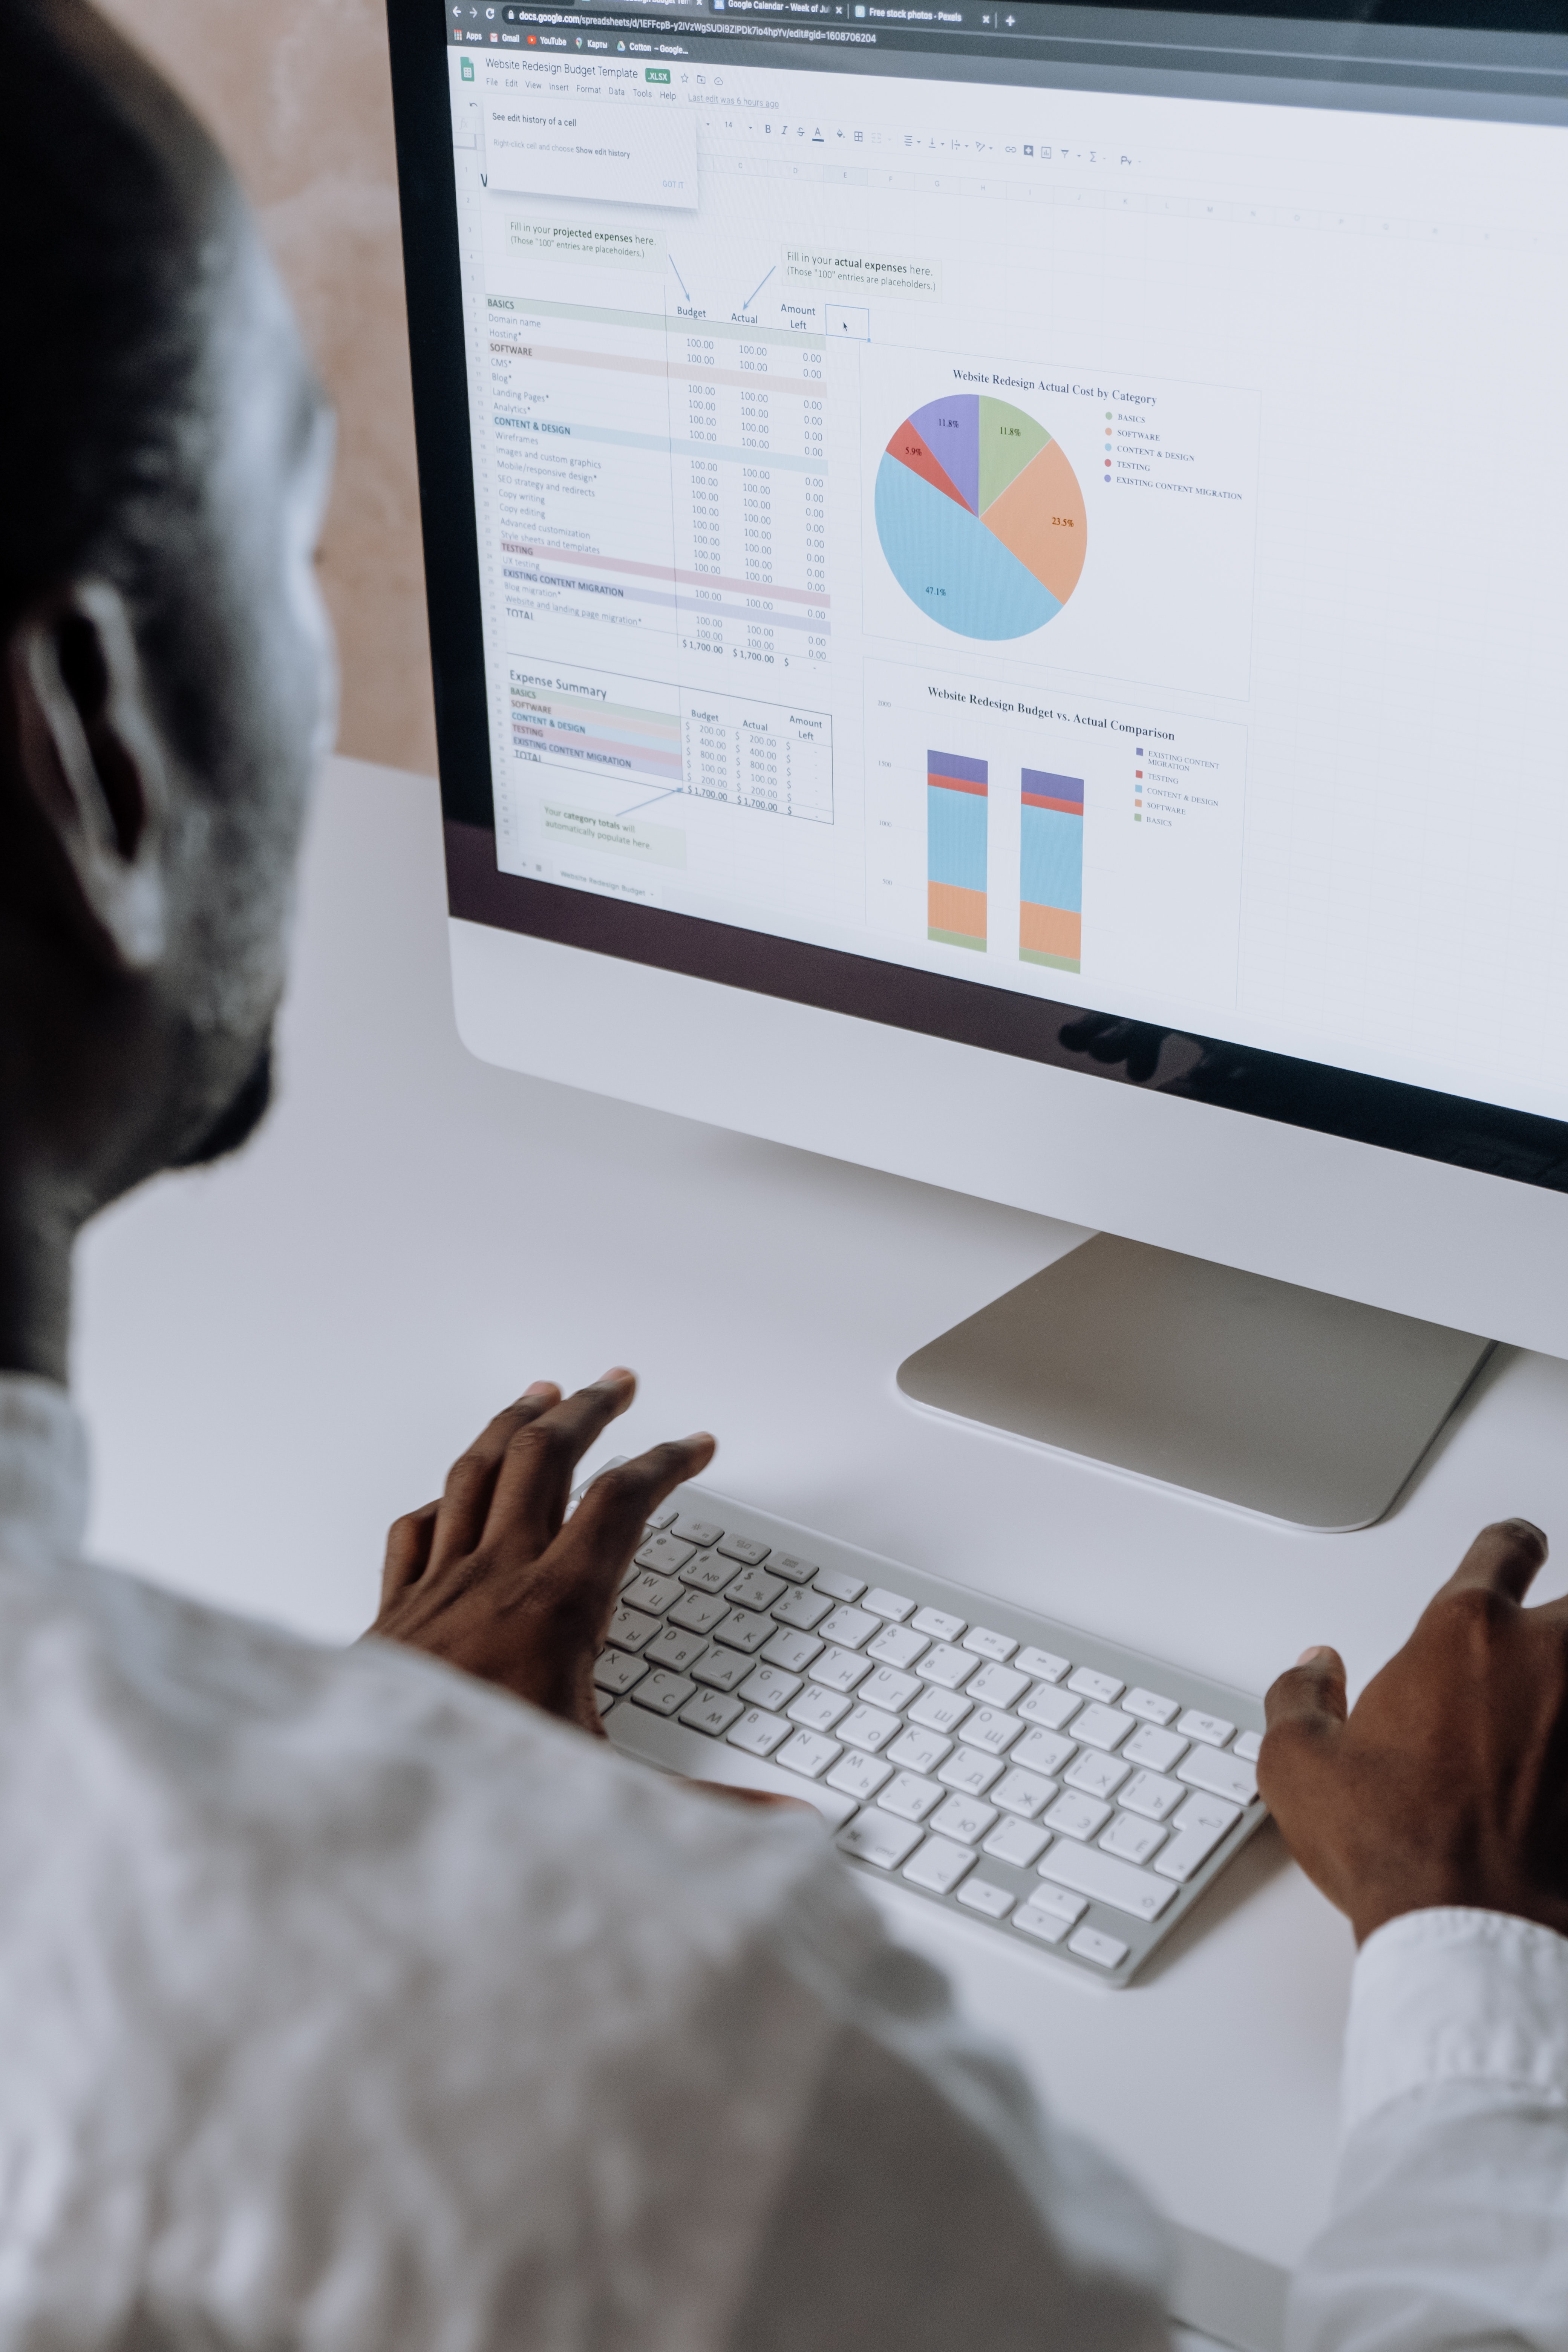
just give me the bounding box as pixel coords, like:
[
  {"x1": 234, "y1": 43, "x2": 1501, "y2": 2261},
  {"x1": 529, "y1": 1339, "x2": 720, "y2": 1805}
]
[{"x1": 908, "y1": 394, "x2": 980, "y2": 514}]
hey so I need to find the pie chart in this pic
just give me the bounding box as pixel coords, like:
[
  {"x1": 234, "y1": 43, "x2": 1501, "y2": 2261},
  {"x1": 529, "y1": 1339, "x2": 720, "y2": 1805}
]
[{"x1": 874, "y1": 394, "x2": 1087, "y2": 639}]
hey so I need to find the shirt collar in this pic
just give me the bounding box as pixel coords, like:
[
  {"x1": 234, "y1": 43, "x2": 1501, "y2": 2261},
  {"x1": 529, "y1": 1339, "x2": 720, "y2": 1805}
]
[{"x1": 0, "y1": 1375, "x2": 89, "y2": 1564}]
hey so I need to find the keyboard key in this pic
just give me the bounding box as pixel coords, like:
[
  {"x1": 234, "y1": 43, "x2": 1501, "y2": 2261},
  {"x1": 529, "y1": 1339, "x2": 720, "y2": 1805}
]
[
  {"x1": 789, "y1": 1683, "x2": 853, "y2": 1733},
  {"x1": 715, "y1": 1608, "x2": 774, "y2": 1655},
  {"x1": 866, "y1": 1624, "x2": 928, "y2": 1673},
  {"x1": 621, "y1": 1571, "x2": 682, "y2": 1617},
  {"x1": 1073, "y1": 1703, "x2": 1134, "y2": 1752},
  {"x1": 690, "y1": 1646, "x2": 752, "y2": 1693},
  {"x1": 858, "y1": 1665, "x2": 920, "y2": 1714},
  {"x1": 1178, "y1": 1745, "x2": 1258, "y2": 1807},
  {"x1": 607, "y1": 1604, "x2": 660, "y2": 1654},
  {"x1": 1069, "y1": 1925, "x2": 1129, "y2": 1971},
  {"x1": 1064, "y1": 1748, "x2": 1130, "y2": 1801},
  {"x1": 819, "y1": 1605, "x2": 878, "y2": 1651},
  {"x1": 1155, "y1": 1792, "x2": 1243, "y2": 1882},
  {"x1": 645, "y1": 1624, "x2": 709, "y2": 1674},
  {"x1": 634, "y1": 1536, "x2": 696, "y2": 1576},
  {"x1": 1119, "y1": 1768, "x2": 1184, "y2": 1821},
  {"x1": 738, "y1": 1664, "x2": 802, "y2": 1712},
  {"x1": 1176, "y1": 1707, "x2": 1236, "y2": 1749},
  {"x1": 938, "y1": 1747, "x2": 1004, "y2": 1797},
  {"x1": 815, "y1": 1568, "x2": 866, "y2": 1605},
  {"x1": 886, "y1": 1726, "x2": 952, "y2": 1776},
  {"x1": 878, "y1": 1771, "x2": 943, "y2": 1822},
  {"x1": 825, "y1": 1750, "x2": 893, "y2": 1802},
  {"x1": 1011, "y1": 1726, "x2": 1077, "y2": 1778},
  {"x1": 727, "y1": 1706, "x2": 790, "y2": 1757},
  {"x1": 916, "y1": 1644, "x2": 974, "y2": 1690},
  {"x1": 961, "y1": 1706, "x2": 1023, "y2": 1758},
  {"x1": 1067, "y1": 1667, "x2": 1124, "y2": 1705},
  {"x1": 1018, "y1": 1684, "x2": 1081, "y2": 1732},
  {"x1": 1122, "y1": 1723, "x2": 1187, "y2": 1775},
  {"x1": 643, "y1": 1505, "x2": 678, "y2": 1533},
  {"x1": 679, "y1": 1553, "x2": 737, "y2": 1597},
  {"x1": 965, "y1": 1661, "x2": 1029, "y2": 1710},
  {"x1": 593, "y1": 1649, "x2": 648, "y2": 1695},
  {"x1": 679, "y1": 1688, "x2": 744, "y2": 1737},
  {"x1": 809, "y1": 1645, "x2": 873, "y2": 1694},
  {"x1": 1015, "y1": 1646, "x2": 1070, "y2": 1684},
  {"x1": 984, "y1": 1816, "x2": 1050, "y2": 1868},
  {"x1": 1014, "y1": 1886, "x2": 1086, "y2": 1943},
  {"x1": 957, "y1": 1876, "x2": 1015, "y2": 1919},
  {"x1": 929, "y1": 1791, "x2": 998, "y2": 1845},
  {"x1": 863, "y1": 1586, "x2": 914, "y2": 1622},
  {"x1": 840, "y1": 1704, "x2": 900, "y2": 1753},
  {"x1": 1100, "y1": 1811, "x2": 1167, "y2": 1865},
  {"x1": 725, "y1": 1567, "x2": 786, "y2": 1614},
  {"x1": 963, "y1": 1626, "x2": 1018, "y2": 1663},
  {"x1": 773, "y1": 1587, "x2": 833, "y2": 1631},
  {"x1": 761, "y1": 1628, "x2": 823, "y2": 1675},
  {"x1": 991, "y1": 1766, "x2": 1057, "y2": 1818},
  {"x1": 668, "y1": 1589, "x2": 729, "y2": 1637},
  {"x1": 1038, "y1": 1841, "x2": 1176, "y2": 1922},
  {"x1": 672, "y1": 1516, "x2": 724, "y2": 1547},
  {"x1": 839, "y1": 1809, "x2": 922, "y2": 1870},
  {"x1": 1042, "y1": 1790, "x2": 1112, "y2": 1842},
  {"x1": 903, "y1": 1836, "x2": 975, "y2": 1895},
  {"x1": 912, "y1": 1605, "x2": 965, "y2": 1642},
  {"x1": 1233, "y1": 1729, "x2": 1263, "y2": 1764},
  {"x1": 907, "y1": 1686, "x2": 972, "y2": 1735},
  {"x1": 777, "y1": 1729, "x2": 842, "y2": 1780},
  {"x1": 716, "y1": 1532, "x2": 770, "y2": 1566},
  {"x1": 1123, "y1": 1687, "x2": 1179, "y2": 1726},
  {"x1": 631, "y1": 1669, "x2": 697, "y2": 1718},
  {"x1": 769, "y1": 1551, "x2": 819, "y2": 1585}
]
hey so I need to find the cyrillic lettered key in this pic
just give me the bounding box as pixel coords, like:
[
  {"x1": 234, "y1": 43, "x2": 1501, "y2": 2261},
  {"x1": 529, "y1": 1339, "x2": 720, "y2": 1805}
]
[
  {"x1": 825, "y1": 1749, "x2": 892, "y2": 1803},
  {"x1": 877, "y1": 1771, "x2": 943, "y2": 1823},
  {"x1": 858, "y1": 1665, "x2": 920, "y2": 1714},
  {"x1": 903, "y1": 1836, "x2": 975, "y2": 1895},
  {"x1": 1064, "y1": 1748, "x2": 1130, "y2": 1801},
  {"x1": 839, "y1": 1704, "x2": 900, "y2": 1753},
  {"x1": 1178, "y1": 1744, "x2": 1257, "y2": 1807},
  {"x1": 679, "y1": 1688, "x2": 743, "y2": 1737},
  {"x1": 777, "y1": 1728, "x2": 841, "y2": 1779},
  {"x1": 593, "y1": 1648, "x2": 648, "y2": 1696},
  {"x1": 991, "y1": 1766, "x2": 1057, "y2": 1818},
  {"x1": 1038, "y1": 1840, "x2": 1176, "y2": 1922},
  {"x1": 631, "y1": 1669, "x2": 697, "y2": 1718},
  {"x1": 838, "y1": 1809, "x2": 922, "y2": 1870},
  {"x1": 886, "y1": 1726, "x2": 951, "y2": 1776},
  {"x1": 907, "y1": 1685, "x2": 971, "y2": 1735},
  {"x1": 939, "y1": 1747, "x2": 1004, "y2": 1797},
  {"x1": 727, "y1": 1706, "x2": 789, "y2": 1757},
  {"x1": 808, "y1": 1645, "x2": 873, "y2": 1694},
  {"x1": 1100, "y1": 1811, "x2": 1166, "y2": 1865},
  {"x1": 644, "y1": 1624, "x2": 708, "y2": 1674},
  {"x1": 738, "y1": 1663, "x2": 802, "y2": 1712},
  {"x1": 928, "y1": 1791, "x2": 997, "y2": 1846},
  {"x1": 714, "y1": 1607, "x2": 773, "y2": 1654},
  {"x1": 961, "y1": 1706, "x2": 1023, "y2": 1757},
  {"x1": 622, "y1": 1571, "x2": 681, "y2": 1617},
  {"x1": 607, "y1": 1604, "x2": 660, "y2": 1654},
  {"x1": 1119, "y1": 1768, "x2": 1184, "y2": 1821},
  {"x1": 788, "y1": 1683, "x2": 851, "y2": 1733},
  {"x1": 1042, "y1": 1790, "x2": 1112, "y2": 1842},
  {"x1": 668, "y1": 1589, "x2": 728, "y2": 1637},
  {"x1": 690, "y1": 1645, "x2": 751, "y2": 1693},
  {"x1": 761, "y1": 1627, "x2": 822, "y2": 1674},
  {"x1": 1011, "y1": 1726, "x2": 1076, "y2": 1778}
]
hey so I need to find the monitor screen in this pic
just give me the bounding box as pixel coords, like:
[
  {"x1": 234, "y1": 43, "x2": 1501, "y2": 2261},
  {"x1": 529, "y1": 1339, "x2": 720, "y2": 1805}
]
[{"x1": 390, "y1": 0, "x2": 1568, "y2": 1185}]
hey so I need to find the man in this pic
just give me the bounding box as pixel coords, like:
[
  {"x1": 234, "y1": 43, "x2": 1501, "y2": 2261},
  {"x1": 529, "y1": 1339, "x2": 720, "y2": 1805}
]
[{"x1": 0, "y1": 2, "x2": 1565, "y2": 2344}]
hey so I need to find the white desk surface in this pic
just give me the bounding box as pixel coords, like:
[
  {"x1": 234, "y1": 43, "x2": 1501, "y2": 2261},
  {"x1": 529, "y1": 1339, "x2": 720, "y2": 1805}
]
[{"x1": 75, "y1": 755, "x2": 1568, "y2": 2285}]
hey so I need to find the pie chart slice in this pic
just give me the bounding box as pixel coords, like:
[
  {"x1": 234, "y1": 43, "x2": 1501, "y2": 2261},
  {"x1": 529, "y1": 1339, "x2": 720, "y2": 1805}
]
[{"x1": 877, "y1": 394, "x2": 1085, "y2": 640}]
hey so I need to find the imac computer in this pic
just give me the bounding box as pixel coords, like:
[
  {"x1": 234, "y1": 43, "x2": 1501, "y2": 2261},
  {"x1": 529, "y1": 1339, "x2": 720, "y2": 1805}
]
[{"x1": 385, "y1": 0, "x2": 1568, "y2": 1530}]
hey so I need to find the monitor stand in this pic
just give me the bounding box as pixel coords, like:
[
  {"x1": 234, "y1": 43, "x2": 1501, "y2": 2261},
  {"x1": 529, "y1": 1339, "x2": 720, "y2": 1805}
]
[{"x1": 896, "y1": 1236, "x2": 1495, "y2": 1531}]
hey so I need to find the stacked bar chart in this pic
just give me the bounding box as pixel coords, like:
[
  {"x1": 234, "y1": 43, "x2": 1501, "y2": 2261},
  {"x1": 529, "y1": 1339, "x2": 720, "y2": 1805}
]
[
  {"x1": 928, "y1": 752, "x2": 989, "y2": 949},
  {"x1": 1020, "y1": 768, "x2": 1084, "y2": 971}
]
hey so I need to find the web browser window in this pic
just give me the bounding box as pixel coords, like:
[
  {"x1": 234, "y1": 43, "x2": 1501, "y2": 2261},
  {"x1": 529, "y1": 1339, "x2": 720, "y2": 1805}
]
[{"x1": 441, "y1": 2, "x2": 1568, "y2": 1116}]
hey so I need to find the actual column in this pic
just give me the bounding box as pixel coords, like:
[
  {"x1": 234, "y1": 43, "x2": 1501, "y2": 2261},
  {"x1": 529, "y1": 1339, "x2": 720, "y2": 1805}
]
[{"x1": 927, "y1": 752, "x2": 989, "y2": 950}]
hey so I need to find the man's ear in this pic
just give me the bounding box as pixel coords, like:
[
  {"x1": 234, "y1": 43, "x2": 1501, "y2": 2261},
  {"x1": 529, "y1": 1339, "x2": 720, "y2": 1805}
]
[{"x1": 5, "y1": 580, "x2": 175, "y2": 973}]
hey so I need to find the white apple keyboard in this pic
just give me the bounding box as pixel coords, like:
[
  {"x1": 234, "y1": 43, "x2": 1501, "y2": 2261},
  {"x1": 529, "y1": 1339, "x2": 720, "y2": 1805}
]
[{"x1": 591, "y1": 1476, "x2": 1266, "y2": 1988}]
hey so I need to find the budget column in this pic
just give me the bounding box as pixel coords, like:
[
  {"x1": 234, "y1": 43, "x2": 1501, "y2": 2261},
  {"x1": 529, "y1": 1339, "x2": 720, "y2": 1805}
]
[
  {"x1": 1020, "y1": 767, "x2": 1084, "y2": 972},
  {"x1": 927, "y1": 753, "x2": 988, "y2": 950}
]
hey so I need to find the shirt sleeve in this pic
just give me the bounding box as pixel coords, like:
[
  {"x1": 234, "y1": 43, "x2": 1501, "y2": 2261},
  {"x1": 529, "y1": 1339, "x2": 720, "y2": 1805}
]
[
  {"x1": 726, "y1": 1933, "x2": 1173, "y2": 2352},
  {"x1": 1288, "y1": 1908, "x2": 1568, "y2": 2352}
]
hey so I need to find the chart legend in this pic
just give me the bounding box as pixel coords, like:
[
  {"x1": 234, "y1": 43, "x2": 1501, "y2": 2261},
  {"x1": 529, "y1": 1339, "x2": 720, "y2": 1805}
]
[
  {"x1": 1020, "y1": 767, "x2": 1084, "y2": 971},
  {"x1": 876, "y1": 395, "x2": 1087, "y2": 641},
  {"x1": 928, "y1": 751, "x2": 989, "y2": 949}
]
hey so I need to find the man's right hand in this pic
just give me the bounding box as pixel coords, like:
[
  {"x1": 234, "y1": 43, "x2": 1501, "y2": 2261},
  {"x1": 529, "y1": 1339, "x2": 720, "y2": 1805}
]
[{"x1": 1259, "y1": 1519, "x2": 1568, "y2": 1946}]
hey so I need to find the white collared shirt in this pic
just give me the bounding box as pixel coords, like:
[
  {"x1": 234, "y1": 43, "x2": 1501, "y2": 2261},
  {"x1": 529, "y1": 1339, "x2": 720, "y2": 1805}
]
[{"x1": 0, "y1": 1370, "x2": 1560, "y2": 2350}]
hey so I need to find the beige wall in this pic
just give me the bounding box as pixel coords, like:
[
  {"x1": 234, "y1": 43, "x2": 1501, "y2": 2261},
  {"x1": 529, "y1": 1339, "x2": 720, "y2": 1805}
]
[{"x1": 98, "y1": 0, "x2": 439, "y2": 778}]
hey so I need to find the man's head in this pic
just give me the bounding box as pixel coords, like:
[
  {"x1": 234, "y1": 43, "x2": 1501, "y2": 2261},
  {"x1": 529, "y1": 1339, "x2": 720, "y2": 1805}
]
[{"x1": 0, "y1": 0, "x2": 336, "y2": 1370}]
